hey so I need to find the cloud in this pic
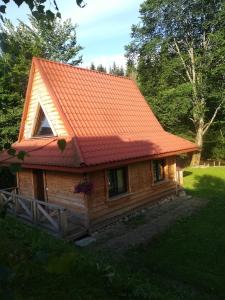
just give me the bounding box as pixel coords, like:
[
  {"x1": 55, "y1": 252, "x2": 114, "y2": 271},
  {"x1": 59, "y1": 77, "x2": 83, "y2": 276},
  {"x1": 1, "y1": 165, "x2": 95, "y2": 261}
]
[
  {"x1": 63, "y1": 0, "x2": 142, "y2": 66},
  {"x1": 5, "y1": 0, "x2": 141, "y2": 70},
  {"x1": 61, "y1": 0, "x2": 141, "y2": 27}
]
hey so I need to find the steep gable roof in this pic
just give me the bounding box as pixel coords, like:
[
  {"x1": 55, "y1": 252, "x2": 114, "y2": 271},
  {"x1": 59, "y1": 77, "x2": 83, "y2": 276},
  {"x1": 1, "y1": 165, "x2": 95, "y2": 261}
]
[{"x1": 1, "y1": 57, "x2": 198, "y2": 169}]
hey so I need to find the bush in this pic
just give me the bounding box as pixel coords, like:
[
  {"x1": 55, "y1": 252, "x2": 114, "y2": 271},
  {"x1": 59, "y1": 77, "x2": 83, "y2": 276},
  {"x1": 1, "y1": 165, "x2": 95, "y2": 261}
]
[{"x1": 0, "y1": 167, "x2": 16, "y2": 189}]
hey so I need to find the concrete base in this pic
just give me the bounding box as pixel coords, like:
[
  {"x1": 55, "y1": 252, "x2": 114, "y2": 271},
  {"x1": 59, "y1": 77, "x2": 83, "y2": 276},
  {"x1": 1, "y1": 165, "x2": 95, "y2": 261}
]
[{"x1": 75, "y1": 236, "x2": 96, "y2": 247}]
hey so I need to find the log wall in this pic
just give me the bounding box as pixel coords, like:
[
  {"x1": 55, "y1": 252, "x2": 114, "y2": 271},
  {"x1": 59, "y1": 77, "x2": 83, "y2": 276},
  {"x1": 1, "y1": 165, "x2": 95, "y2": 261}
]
[
  {"x1": 17, "y1": 169, "x2": 87, "y2": 222},
  {"x1": 45, "y1": 171, "x2": 86, "y2": 215},
  {"x1": 17, "y1": 156, "x2": 177, "y2": 230},
  {"x1": 17, "y1": 169, "x2": 34, "y2": 199},
  {"x1": 88, "y1": 157, "x2": 177, "y2": 227}
]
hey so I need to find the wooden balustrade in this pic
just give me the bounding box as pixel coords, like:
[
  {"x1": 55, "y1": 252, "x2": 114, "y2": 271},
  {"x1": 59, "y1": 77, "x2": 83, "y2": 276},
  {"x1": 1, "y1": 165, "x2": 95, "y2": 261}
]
[{"x1": 0, "y1": 188, "x2": 73, "y2": 237}]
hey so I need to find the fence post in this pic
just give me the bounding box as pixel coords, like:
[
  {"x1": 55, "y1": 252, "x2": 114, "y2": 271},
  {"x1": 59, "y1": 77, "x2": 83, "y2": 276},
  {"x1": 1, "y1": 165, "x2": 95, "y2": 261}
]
[
  {"x1": 0, "y1": 192, "x2": 3, "y2": 206},
  {"x1": 59, "y1": 209, "x2": 68, "y2": 237},
  {"x1": 33, "y1": 200, "x2": 37, "y2": 224},
  {"x1": 15, "y1": 195, "x2": 20, "y2": 216}
]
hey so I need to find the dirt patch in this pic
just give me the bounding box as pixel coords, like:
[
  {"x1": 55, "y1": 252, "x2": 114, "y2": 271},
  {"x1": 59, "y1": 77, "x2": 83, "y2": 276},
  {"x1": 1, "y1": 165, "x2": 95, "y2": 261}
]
[{"x1": 87, "y1": 195, "x2": 208, "y2": 254}]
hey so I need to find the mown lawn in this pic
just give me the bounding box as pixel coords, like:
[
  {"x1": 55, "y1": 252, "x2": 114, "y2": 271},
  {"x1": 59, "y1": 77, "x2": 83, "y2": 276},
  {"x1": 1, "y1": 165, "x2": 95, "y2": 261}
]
[{"x1": 0, "y1": 167, "x2": 225, "y2": 299}]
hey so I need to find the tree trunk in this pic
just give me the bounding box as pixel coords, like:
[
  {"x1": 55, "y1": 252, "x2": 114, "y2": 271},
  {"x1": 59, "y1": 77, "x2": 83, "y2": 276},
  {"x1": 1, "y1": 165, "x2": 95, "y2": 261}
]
[{"x1": 191, "y1": 122, "x2": 204, "y2": 166}]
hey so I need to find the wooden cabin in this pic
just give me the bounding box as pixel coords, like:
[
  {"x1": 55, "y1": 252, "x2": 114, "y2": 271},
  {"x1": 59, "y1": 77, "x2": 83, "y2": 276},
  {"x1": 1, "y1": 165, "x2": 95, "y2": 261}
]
[{"x1": 0, "y1": 57, "x2": 198, "y2": 236}]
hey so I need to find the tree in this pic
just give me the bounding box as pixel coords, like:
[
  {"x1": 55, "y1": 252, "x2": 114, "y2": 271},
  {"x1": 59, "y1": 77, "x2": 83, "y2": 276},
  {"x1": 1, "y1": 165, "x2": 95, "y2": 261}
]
[
  {"x1": 0, "y1": 0, "x2": 86, "y2": 21},
  {"x1": 90, "y1": 62, "x2": 96, "y2": 70},
  {"x1": 126, "y1": 0, "x2": 225, "y2": 165},
  {"x1": 109, "y1": 62, "x2": 125, "y2": 76},
  {"x1": 96, "y1": 64, "x2": 107, "y2": 73},
  {"x1": 0, "y1": 16, "x2": 82, "y2": 148}
]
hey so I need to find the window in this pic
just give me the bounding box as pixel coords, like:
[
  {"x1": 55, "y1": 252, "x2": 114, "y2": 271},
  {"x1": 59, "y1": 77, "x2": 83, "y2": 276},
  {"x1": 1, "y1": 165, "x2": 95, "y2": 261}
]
[
  {"x1": 107, "y1": 167, "x2": 127, "y2": 198},
  {"x1": 152, "y1": 159, "x2": 165, "y2": 183},
  {"x1": 33, "y1": 106, "x2": 54, "y2": 137}
]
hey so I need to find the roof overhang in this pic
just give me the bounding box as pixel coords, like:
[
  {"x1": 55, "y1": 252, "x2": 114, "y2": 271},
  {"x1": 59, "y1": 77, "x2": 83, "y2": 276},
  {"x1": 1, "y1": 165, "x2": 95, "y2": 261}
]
[{"x1": 1, "y1": 146, "x2": 199, "y2": 174}]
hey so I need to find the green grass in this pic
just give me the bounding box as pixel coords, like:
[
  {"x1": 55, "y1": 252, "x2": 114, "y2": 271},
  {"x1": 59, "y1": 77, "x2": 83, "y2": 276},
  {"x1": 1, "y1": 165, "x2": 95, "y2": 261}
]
[
  {"x1": 123, "y1": 167, "x2": 225, "y2": 299},
  {"x1": 0, "y1": 167, "x2": 225, "y2": 299}
]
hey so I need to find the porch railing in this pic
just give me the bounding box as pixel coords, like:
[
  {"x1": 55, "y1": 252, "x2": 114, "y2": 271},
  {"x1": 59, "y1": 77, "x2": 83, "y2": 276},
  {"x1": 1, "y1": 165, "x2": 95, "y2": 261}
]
[{"x1": 0, "y1": 188, "x2": 80, "y2": 237}]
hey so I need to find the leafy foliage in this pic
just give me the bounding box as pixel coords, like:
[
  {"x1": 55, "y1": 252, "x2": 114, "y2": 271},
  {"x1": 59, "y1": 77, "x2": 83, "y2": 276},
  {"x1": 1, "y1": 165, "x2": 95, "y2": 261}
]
[
  {"x1": 0, "y1": 166, "x2": 16, "y2": 189},
  {"x1": 126, "y1": 0, "x2": 225, "y2": 162},
  {"x1": 0, "y1": 15, "x2": 82, "y2": 148},
  {"x1": 203, "y1": 128, "x2": 225, "y2": 161},
  {"x1": 57, "y1": 139, "x2": 67, "y2": 152},
  {"x1": 0, "y1": 0, "x2": 86, "y2": 22}
]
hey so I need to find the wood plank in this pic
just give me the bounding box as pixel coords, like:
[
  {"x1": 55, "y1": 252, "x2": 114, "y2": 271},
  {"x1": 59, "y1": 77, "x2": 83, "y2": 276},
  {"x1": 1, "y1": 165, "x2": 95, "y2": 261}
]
[
  {"x1": 23, "y1": 69, "x2": 68, "y2": 138},
  {"x1": 17, "y1": 198, "x2": 32, "y2": 218},
  {"x1": 88, "y1": 158, "x2": 177, "y2": 226},
  {"x1": 36, "y1": 203, "x2": 59, "y2": 231}
]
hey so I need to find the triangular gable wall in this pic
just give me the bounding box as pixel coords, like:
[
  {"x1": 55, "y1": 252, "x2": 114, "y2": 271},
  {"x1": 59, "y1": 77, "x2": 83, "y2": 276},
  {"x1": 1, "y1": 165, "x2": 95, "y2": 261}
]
[{"x1": 22, "y1": 67, "x2": 68, "y2": 139}]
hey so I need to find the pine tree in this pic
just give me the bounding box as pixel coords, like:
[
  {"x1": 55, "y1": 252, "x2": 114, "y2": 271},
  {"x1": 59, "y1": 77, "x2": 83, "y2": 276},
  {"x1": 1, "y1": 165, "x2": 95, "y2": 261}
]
[
  {"x1": 96, "y1": 64, "x2": 107, "y2": 73},
  {"x1": 109, "y1": 62, "x2": 125, "y2": 76},
  {"x1": 90, "y1": 62, "x2": 96, "y2": 70}
]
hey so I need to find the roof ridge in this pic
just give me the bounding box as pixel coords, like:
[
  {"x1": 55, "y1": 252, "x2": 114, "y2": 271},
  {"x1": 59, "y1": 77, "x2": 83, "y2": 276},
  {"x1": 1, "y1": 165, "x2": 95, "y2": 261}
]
[{"x1": 33, "y1": 57, "x2": 131, "y2": 80}]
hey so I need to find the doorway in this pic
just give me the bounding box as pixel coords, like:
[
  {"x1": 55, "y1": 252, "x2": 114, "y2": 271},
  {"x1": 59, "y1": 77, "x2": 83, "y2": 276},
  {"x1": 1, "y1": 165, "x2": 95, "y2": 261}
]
[{"x1": 33, "y1": 169, "x2": 46, "y2": 202}]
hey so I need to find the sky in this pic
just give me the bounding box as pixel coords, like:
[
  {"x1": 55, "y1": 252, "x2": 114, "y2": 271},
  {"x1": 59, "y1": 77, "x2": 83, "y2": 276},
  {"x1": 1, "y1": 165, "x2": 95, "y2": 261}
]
[{"x1": 5, "y1": 0, "x2": 143, "y2": 70}]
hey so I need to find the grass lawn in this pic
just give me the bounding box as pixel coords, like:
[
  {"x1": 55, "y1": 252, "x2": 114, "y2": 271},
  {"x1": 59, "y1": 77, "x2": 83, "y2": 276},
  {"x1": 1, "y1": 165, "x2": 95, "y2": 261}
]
[{"x1": 0, "y1": 167, "x2": 225, "y2": 299}]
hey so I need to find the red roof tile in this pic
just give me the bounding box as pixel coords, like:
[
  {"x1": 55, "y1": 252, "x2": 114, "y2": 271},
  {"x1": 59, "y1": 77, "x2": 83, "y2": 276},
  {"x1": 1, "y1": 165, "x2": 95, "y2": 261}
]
[
  {"x1": 1, "y1": 57, "x2": 198, "y2": 169},
  {"x1": 0, "y1": 138, "x2": 80, "y2": 167}
]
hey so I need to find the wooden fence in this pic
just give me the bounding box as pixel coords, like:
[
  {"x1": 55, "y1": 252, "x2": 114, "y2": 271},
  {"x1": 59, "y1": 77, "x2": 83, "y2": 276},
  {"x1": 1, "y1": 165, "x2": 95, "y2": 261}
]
[
  {"x1": 0, "y1": 188, "x2": 87, "y2": 239},
  {"x1": 200, "y1": 159, "x2": 225, "y2": 167}
]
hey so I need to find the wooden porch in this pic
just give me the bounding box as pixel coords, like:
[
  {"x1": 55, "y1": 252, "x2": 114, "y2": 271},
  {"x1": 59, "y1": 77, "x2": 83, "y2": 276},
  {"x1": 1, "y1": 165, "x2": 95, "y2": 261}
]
[{"x1": 0, "y1": 187, "x2": 88, "y2": 240}]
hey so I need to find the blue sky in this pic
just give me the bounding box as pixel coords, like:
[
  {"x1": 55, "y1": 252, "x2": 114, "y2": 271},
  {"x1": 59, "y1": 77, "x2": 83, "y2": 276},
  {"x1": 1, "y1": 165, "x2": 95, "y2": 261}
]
[{"x1": 6, "y1": 0, "x2": 142, "y2": 70}]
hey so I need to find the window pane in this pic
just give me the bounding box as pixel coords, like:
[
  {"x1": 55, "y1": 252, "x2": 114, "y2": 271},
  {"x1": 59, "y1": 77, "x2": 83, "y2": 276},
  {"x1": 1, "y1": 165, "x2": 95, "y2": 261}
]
[
  {"x1": 117, "y1": 168, "x2": 126, "y2": 193},
  {"x1": 108, "y1": 169, "x2": 116, "y2": 197},
  {"x1": 34, "y1": 107, "x2": 53, "y2": 136},
  {"x1": 153, "y1": 161, "x2": 158, "y2": 182},
  {"x1": 153, "y1": 159, "x2": 165, "y2": 182},
  {"x1": 107, "y1": 167, "x2": 127, "y2": 198},
  {"x1": 159, "y1": 161, "x2": 164, "y2": 180}
]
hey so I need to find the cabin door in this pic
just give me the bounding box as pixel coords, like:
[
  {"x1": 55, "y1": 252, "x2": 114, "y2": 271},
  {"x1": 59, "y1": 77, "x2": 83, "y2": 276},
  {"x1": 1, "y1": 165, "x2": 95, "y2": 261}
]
[{"x1": 33, "y1": 169, "x2": 46, "y2": 202}]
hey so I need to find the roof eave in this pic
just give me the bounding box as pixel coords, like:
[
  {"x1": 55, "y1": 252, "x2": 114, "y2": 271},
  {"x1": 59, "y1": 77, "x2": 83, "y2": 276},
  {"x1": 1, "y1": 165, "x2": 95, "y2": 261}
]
[{"x1": 1, "y1": 146, "x2": 199, "y2": 174}]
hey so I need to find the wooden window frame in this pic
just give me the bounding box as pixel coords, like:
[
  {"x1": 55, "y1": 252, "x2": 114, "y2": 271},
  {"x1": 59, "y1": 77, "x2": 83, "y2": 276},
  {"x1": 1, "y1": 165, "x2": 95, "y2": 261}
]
[
  {"x1": 151, "y1": 159, "x2": 166, "y2": 184},
  {"x1": 105, "y1": 166, "x2": 129, "y2": 200},
  {"x1": 30, "y1": 99, "x2": 57, "y2": 138}
]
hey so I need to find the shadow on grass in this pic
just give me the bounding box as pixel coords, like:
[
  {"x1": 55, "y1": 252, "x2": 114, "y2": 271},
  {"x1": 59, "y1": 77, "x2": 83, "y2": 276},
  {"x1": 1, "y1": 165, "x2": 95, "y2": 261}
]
[
  {"x1": 183, "y1": 171, "x2": 192, "y2": 177},
  {"x1": 189, "y1": 174, "x2": 225, "y2": 201},
  {"x1": 123, "y1": 174, "x2": 225, "y2": 298}
]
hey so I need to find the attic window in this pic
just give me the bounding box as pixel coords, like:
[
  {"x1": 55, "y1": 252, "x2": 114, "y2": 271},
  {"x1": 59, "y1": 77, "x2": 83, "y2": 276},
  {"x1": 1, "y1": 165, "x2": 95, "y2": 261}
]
[{"x1": 33, "y1": 106, "x2": 54, "y2": 137}]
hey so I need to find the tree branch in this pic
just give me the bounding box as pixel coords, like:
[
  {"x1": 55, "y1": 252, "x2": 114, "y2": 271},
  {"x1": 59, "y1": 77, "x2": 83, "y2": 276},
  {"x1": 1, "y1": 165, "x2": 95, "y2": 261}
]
[
  {"x1": 220, "y1": 129, "x2": 225, "y2": 141},
  {"x1": 203, "y1": 99, "x2": 225, "y2": 134},
  {"x1": 202, "y1": 31, "x2": 210, "y2": 51},
  {"x1": 173, "y1": 38, "x2": 193, "y2": 84},
  {"x1": 189, "y1": 117, "x2": 196, "y2": 125}
]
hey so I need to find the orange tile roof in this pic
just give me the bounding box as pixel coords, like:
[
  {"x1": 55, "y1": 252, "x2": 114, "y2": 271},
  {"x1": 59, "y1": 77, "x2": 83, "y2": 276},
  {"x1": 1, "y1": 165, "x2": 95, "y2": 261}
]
[{"x1": 1, "y1": 57, "x2": 198, "y2": 169}]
